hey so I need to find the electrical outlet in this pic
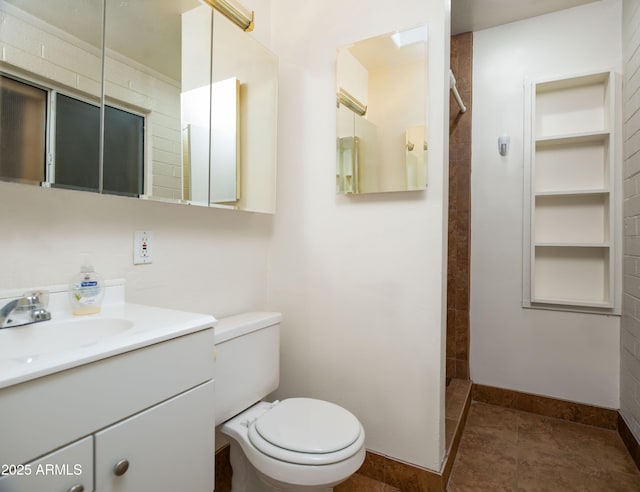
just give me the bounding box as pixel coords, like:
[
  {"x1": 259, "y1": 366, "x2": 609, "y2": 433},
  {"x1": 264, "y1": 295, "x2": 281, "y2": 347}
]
[{"x1": 134, "y1": 230, "x2": 153, "y2": 265}]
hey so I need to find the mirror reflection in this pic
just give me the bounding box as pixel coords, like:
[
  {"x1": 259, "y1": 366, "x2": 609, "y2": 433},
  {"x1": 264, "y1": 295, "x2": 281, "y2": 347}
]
[
  {"x1": 0, "y1": 0, "x2": 103, "y2": 191},
  {"x1": 210, "y1": 12, "x2": 278, "y2": 212},
  {"x1": 105, "y1": 0, "x2": 209, "y2": 203},
  {"x1": 336, "y1": 26, "x2": 428, "y2": 195},
  {"x1": 0, "y1": 0, "x2": 278, "y2": 214}
]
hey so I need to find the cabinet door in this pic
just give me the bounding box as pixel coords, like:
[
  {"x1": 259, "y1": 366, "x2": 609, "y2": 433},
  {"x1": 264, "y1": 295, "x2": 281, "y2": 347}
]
[
  {"x1": 94, "y1": 381, "x2": 214, "y2": 492},
  {"x1": 0, "y1": 436, "x2": 93, "y2": 492}
]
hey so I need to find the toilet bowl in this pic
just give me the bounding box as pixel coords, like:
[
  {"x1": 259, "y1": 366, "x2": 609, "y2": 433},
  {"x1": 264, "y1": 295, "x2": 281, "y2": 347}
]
[{"x1": 214, "y1": 312, "x2": 365, "y2": 491}]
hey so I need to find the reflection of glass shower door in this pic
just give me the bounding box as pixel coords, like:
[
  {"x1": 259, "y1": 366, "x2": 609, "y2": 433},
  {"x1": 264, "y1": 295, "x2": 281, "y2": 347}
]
[{"x1": 337, "y1": 136, "x2": 359, "y2": 194}]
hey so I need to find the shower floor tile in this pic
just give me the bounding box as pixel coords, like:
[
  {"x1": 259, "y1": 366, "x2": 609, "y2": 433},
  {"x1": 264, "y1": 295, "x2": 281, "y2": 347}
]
[{"x1": 447, "y1": 402, "x2": 640, "y2": 491}]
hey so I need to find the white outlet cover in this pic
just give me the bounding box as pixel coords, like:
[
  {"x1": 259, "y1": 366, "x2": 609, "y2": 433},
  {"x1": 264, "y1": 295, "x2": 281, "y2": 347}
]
[{"x1": 134, "y1": 230, "x2": 153, "y2": 265}]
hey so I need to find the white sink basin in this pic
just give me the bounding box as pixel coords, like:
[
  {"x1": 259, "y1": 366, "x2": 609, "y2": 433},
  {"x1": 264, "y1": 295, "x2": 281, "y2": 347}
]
[
  {"x1": 0, "y1": 318, "x2": 133, "y2": 363},
  {"x1": 0, "y1": 292, "x2": 216, "y2": 390}
]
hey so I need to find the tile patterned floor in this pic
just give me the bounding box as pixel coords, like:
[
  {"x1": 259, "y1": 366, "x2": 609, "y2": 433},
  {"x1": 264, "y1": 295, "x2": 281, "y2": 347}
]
[
  {"x1": 448, "y1": 402, "x2": 640, "y2": 491},
  {"x1": 335, "y1": 473, "x2": 400, "y2": 491}
]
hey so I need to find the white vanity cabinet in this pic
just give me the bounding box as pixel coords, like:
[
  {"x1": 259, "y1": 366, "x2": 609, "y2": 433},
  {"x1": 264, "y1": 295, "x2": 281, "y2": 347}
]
[
  {"x1": 0, "y1": 437, "x2": 93, "y2": 492},
  {"x1": 0, "y1": 327, "x2": 215, "y2": 492},
  {"x1": 95, "y1": 381, "x2": 213, "y2": 491}
]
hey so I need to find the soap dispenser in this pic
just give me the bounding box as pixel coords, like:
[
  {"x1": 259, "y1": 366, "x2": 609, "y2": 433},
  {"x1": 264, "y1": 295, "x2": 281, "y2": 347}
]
[{"x1": 69, "y1": 255, "x2": 104, "y2": 315}]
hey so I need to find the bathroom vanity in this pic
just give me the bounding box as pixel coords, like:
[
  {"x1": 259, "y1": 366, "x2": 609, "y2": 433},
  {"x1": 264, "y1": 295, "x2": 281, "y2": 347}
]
[{"x1": 0, "y1": 284, "x2": 216, "y2": 492}]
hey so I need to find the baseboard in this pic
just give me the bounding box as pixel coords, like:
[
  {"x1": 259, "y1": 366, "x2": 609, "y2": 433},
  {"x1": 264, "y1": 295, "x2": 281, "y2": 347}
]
[
  {"x1": 472, "y1": 383, "x2": 618, "y2": 429},
  {"x1": 618, "y1": 412, "x2": 640, "y2": 471}
]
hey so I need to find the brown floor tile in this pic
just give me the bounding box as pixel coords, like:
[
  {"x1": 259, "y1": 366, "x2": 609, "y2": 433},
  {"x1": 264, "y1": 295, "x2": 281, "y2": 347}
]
[
  {"x1": 448, "y1": 484, "x2": 517, "y2": 492},
  {"x1": 450, "y1": 404, "x2": 519, "y2": 489},
  {"x1": 449, "y1": 402, "x2": 640, "y2": 491},
  {"x1": 518, "y1": 464, "x2": 640, "y2": 492},
  {"x1": 446, "y1": 379, "x2": 471, "y2": 421},
  {"x1": 357, "y1": 451, "x2": 385, "y2": 483},
  {"x1": 463, "y1": 402, "x2": 517, "y2": 442},
  {"x1": 517, "y1": 412, "x2": 639, "y2": 475},
  {"x1": 450, "y1": 431, "x2": 518, "y2": 488},
  {"x1": 336, "y1": 473, "x2": 399, "y2": 492}
]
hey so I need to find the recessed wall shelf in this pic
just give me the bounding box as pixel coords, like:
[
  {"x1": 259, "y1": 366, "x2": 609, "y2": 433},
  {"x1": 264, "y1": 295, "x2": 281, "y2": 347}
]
[{"x1": 523, "y1": 70, "x2": 619, "y2": 313}]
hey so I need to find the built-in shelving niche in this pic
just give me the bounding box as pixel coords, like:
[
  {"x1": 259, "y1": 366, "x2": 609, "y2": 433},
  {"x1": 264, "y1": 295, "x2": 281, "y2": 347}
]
[{"x1": 523, "y1": 70, "x2": 619, "y2": 313}]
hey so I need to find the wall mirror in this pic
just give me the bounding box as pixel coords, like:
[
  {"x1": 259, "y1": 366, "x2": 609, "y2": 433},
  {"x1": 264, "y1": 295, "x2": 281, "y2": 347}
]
[
  {"x1": 336, "y1": 25, "x2": 428, "y2": 195},
  {"x1": 0, "y1": 0, "x2": 278, "y2": 214}
]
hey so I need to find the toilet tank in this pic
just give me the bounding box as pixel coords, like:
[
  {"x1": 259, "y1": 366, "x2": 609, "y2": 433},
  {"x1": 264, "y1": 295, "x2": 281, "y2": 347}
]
[{"x1": 214, "y1": 312, "x2": 281, "y2": 425}]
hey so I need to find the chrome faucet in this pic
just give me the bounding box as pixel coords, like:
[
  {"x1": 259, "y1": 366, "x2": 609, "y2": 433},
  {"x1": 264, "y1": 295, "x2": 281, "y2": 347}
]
[{"x1": 0, "y1": 291, "x2": 52, "y2": 329}]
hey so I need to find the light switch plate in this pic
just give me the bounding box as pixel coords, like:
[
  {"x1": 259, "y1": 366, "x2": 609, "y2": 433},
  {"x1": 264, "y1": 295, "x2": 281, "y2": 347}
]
[{"x1": 134, "y1": 230, "x2": 153, "y2": 265}]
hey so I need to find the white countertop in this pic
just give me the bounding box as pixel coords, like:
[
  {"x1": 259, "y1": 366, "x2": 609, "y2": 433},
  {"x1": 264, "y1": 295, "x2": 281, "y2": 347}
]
[{"x1": 0, "y1": 281, "x2": 216, "y2": 389}]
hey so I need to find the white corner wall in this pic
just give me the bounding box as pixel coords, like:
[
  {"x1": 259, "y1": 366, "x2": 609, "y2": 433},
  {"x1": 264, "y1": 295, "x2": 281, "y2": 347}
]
[
  {"x1": 268, "y1": 0, "x2": 450, "y2": 471},
  {"x1": 471, "y1": 0, "x2": 622, "y2": 408},
  {"x1": 621, "y1": 0, "x2": 640, "y2": 441}
]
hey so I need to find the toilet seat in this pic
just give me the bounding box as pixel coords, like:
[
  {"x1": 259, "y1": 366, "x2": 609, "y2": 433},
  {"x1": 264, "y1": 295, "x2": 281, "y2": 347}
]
[{"x1": 247, "y1": 398, "x2": 364, "y2": 465}]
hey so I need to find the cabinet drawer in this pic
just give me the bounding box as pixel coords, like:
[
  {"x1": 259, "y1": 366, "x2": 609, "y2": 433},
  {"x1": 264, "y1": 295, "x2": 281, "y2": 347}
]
[
  {"x1": 0, "y1": 328, "x2": 214, "y2": 466},
  {"x1": 95, "y1": 381, "x2": 214, "y2": 492},
  {"x1": 0, "y1": 436, "x2": 93, "y2": 492}
]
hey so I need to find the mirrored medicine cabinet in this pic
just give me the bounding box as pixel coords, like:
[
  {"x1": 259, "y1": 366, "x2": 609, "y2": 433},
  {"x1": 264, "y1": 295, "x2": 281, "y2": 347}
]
[
  {"x1": 336, "y1": 25, "x2": 428, "y2": 195},
  {"x1": 0, "y1": 0, "x2": 278, "y2": 214}
]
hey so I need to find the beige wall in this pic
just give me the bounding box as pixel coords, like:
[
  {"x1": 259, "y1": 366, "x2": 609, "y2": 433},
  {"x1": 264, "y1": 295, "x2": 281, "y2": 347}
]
[{"x1": 268, "y1": 0, "x2": 449, "y2": 471}]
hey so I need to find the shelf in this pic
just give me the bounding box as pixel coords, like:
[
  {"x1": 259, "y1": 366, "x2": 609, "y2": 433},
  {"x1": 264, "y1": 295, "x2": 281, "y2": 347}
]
[
  {"x1": 531, "y1": 297, "x2": 613, "y2": 308},
  {"x1": 525, "y1": 70, "x2": 616, "y2": 311},
  {"x1": 535, "y1": 74, "x2": 610, "y2": 138},
  {"x1": 533, "y1": 246, "x2": 610, "y2": 306},
  {"x1": 535, "y1": 72, "x2": 610, "y2": 93},
  {"x1": 534, "y1": 193, "x2": 609, "y2": 244},
  {"x1": 535, "y1": 135, "x2": 610, "y2": 193},
  {"x1": 535, "y1": 242, "x2": 609, "y2": 248},
  {"x1": 534, "y1": 189, "x2": 608, "y2": 197},
  {"x1": 535, "y1": 130, "x2": 610, "y2": 145}
]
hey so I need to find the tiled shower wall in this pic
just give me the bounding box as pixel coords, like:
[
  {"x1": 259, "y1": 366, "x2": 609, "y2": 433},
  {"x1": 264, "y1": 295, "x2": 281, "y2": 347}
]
[
  {"x1": 622, "y1": 0, "x2": 640, "y2": 443},
  {"x1": 447, "y1": 32, "x2": 472, "y2": 381}
]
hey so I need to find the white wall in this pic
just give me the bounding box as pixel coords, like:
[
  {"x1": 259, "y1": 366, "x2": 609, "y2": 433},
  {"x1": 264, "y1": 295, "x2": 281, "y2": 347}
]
[
  {"x1": 0, "y1": 182, "x2": 272, "y2": 316},
  {"x1": 621, "y1": 0, "x2": 640, "y2": 442},
  {"x1": 268, "y1": 0, "x2": 450, "y2": 471},
  {"x1": 471, "y1": 0, "x2": 622, "y2": 408}
]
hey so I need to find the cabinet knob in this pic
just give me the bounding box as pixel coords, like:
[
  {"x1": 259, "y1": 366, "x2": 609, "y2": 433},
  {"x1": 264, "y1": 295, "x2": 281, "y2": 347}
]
[
  {"x1": 113, "y1": 459, "x2": 130, "y2": 476},
  {"x1": 68, "y1": 485, "x2": 84, "y2": 492}
]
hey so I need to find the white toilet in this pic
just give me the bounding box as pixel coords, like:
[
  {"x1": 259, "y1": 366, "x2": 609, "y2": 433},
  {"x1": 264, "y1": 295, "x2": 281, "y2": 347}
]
[{"x1": 214, "y1": 312, "x2": 366, "y2": 491}]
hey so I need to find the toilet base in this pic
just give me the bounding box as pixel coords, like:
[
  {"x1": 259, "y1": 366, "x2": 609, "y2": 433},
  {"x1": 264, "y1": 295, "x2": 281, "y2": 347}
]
[{"x1": 228, "y1": 440, "x2": 335, "y2": 492}]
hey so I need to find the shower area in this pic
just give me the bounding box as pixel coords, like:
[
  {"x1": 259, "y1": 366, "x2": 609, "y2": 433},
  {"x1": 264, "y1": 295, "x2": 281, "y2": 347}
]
[{"x1": 444, "y1": 31, "x2": 473, "y2": 460}]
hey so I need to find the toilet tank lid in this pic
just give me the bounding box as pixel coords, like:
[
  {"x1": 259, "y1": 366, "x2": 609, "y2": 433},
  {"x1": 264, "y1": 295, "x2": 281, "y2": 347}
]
[{"x1": 214, "y1": 312, "x2": 282, "y2": 344}]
